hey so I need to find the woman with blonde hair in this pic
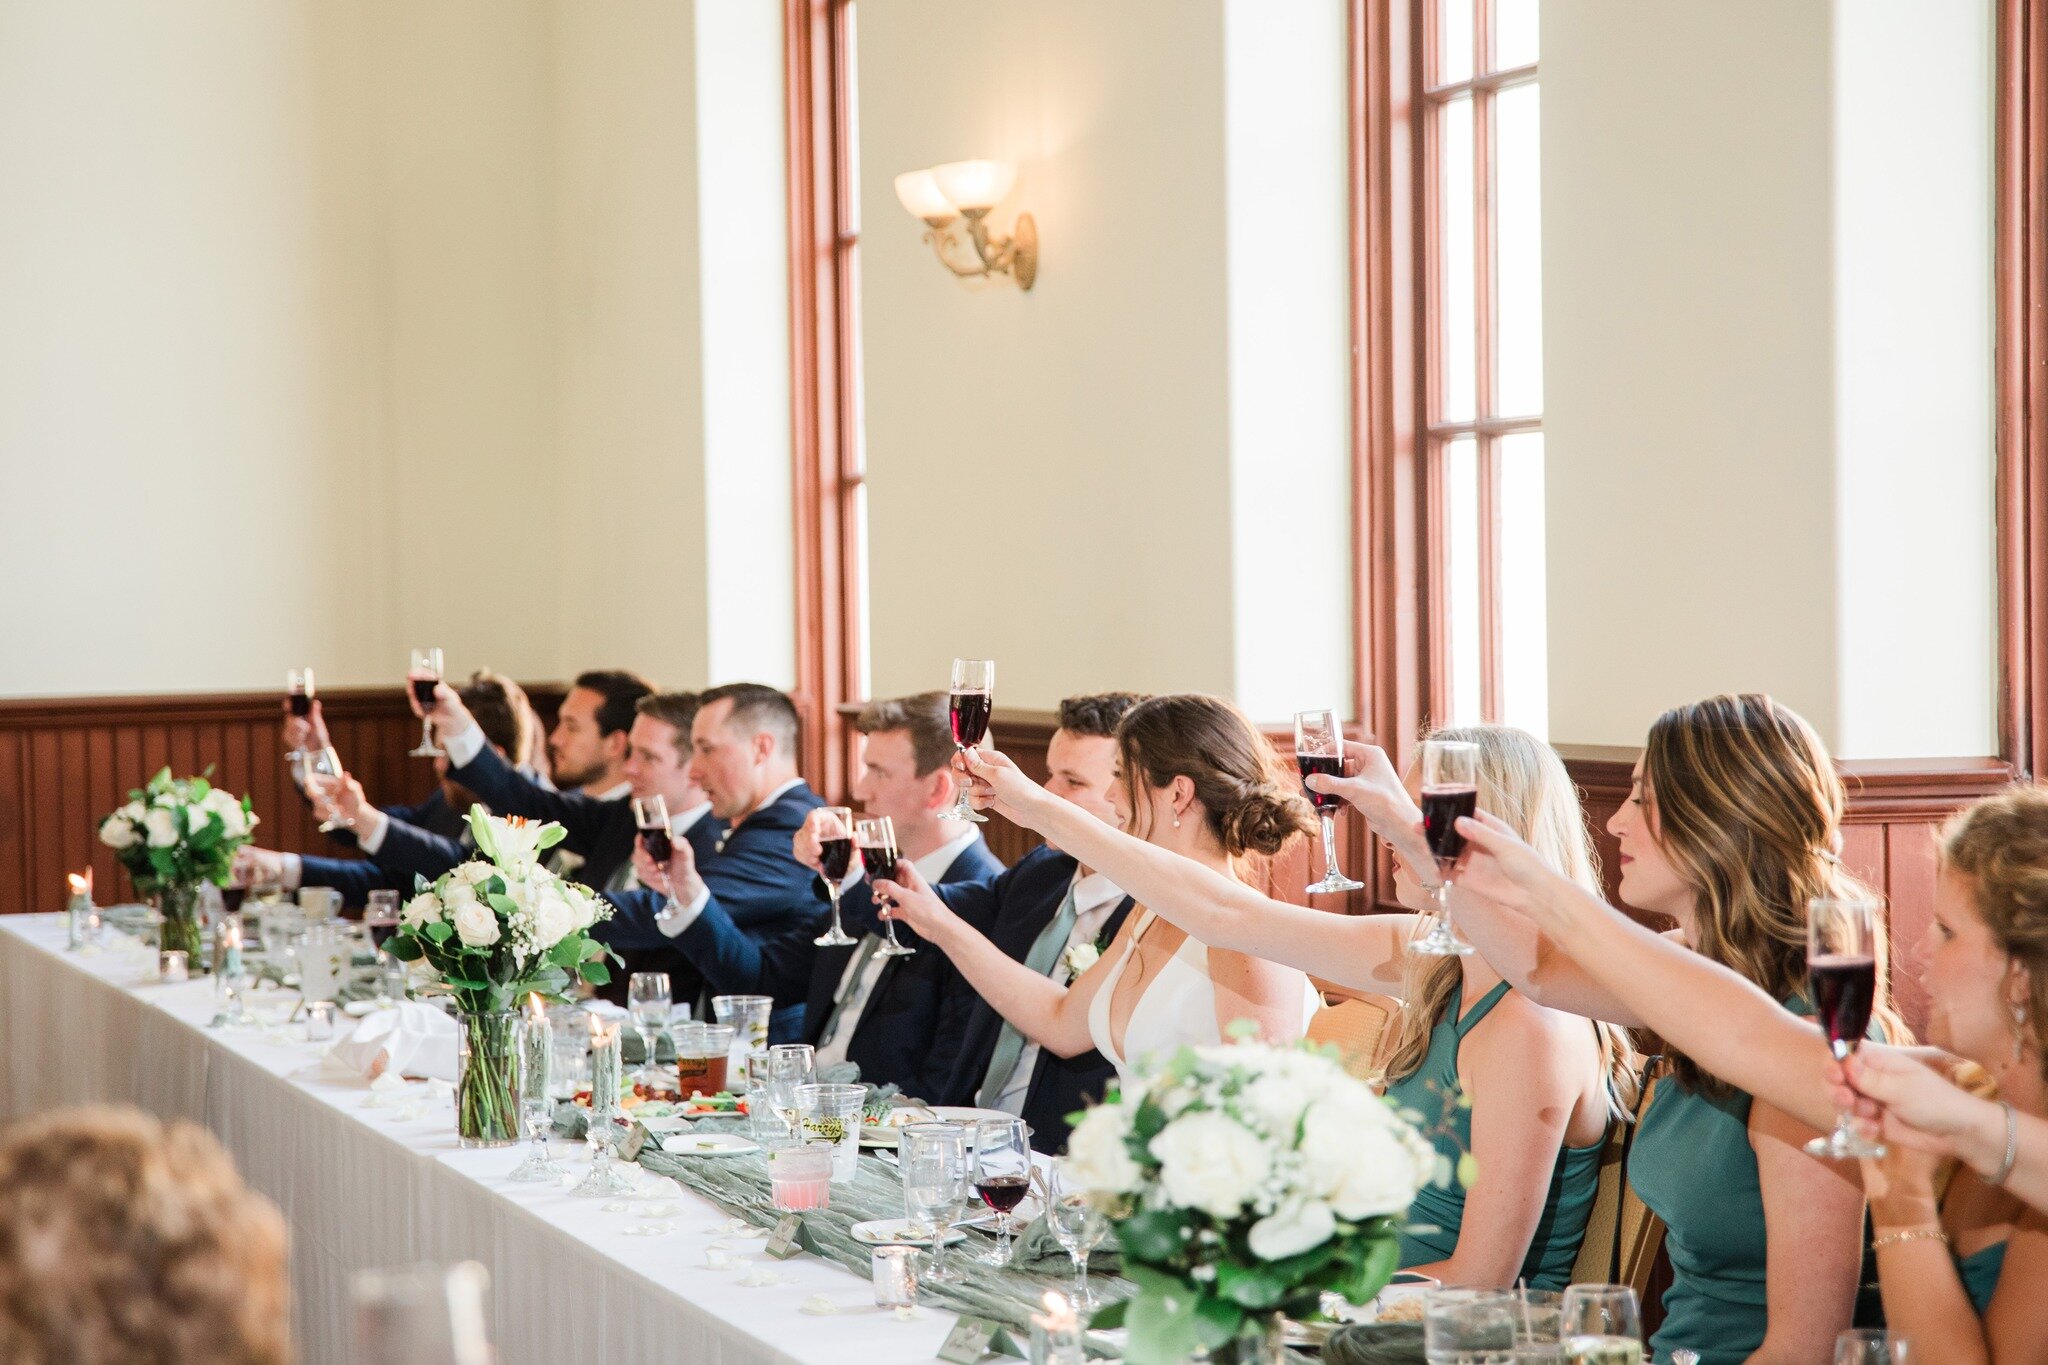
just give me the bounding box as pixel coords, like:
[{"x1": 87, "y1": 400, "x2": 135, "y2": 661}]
[
  {"x1": 878, "y1": 694, "x2": 1323, "y2": 1072},
  {"x1": 1325, "y1": 693, "x2": 1897, "y2": 1364},
  {"x1": 0, "y1": 1104, "x2": 292, "y2": 1364},
  {"x1": 937, "y1": 720, "x2": 1628, "y2": 1289}
]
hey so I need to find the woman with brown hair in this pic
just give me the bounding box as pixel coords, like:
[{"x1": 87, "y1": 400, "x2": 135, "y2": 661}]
[
  {"x1": 1322, "y1": 693, "x2": 1897, "y2": 1365},
  {"x1": 0, "y1": 1104, "x2": 292, "y2": 1364},
  {"x1": 1454, "y1": 781, "x2": 2048, "y2": 1361},
  {"x1": 876, "y1": 694, "x2": 1322, "y2": 1075}
]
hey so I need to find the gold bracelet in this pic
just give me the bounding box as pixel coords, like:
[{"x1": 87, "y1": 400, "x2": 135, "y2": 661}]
[{"x1": 1871, "y1": 1225, "x2": 1951, "y2": 1250}]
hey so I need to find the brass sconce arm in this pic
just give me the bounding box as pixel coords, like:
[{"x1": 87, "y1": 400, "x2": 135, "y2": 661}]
[{"x1": 919, "y1": 209, "x2": 1038, "y2": 291}]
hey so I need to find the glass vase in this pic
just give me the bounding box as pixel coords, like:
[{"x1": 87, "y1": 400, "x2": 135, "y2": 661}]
[
  {"x1": 456, "y1": 1010, "x2": 522, "y2": 1148},
  {"x1": 1209, "y1": 1312, "x2": 1287, "y2": 1365},
  {"x1": 154, "y1": 881, "x2": 207, "y2": 970}
]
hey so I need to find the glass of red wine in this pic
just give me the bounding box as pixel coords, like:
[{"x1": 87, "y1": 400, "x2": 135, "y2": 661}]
[
  {"x1": 1410, "y1": 738, "x2": 1480, "y2": 957},
  {"x1": 856, "y1": 815, "x2": 916, "y2": 958},
  {"x1": 972, "y1": 1116, "x2": 1032, "y2": 1264},
  {"x1": 1806, "y1": 895, "x2": 1886, "y2": 1159},
  {"x1": 813, "y1": 806, "x2": 859, "y2": 947},
  {"x1": 943, "y1": 658, "x2": 994, "y2": 823},
  {"x1": 285, "y1": 667, "x2": 316, "y2": 761},
  {"x1": 1295, "y1": 708, "x2": 1365, "y2": 895},
  {"x1": 632, "y1": 794, "x2": 673, "y2": 877},
  {"x1": 407, "y1": 647, "x2": 444, "y2": 758}
]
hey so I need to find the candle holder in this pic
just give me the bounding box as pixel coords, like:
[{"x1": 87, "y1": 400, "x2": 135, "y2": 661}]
[
  {"x1": 65, "y1": 872, "x2": 101, "y2": 949},
  {"x1": 573, "y1": 1020, "x2": 637, "y2": 1197},
  {"x1": 209, "y1": 912, "x2": 252, "y2": 1027},
  {"x1": 158, "y1": 949, "x2": 189, "y2": 983},
  {"x1": 510, "y1": 1001, "x2": 567, "y2": 1183},
  {"x1": 1029, "y1": 1290, "x2": 1085, "y2": 1365},
  {"x1": 872, "y1": 1245, "x2": 918, "y2": 1309}
]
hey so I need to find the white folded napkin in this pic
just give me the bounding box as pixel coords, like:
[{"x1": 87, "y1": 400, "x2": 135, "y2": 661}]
[{"x1": 322, "y1": 1000, "x2": 459, "y2": 1083}]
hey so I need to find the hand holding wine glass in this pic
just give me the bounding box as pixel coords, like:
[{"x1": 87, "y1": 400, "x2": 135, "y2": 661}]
[
  {"x1": 953, "y1": 745, "x2": 1057, "y2": 826},
  {"x1": 405, "y1": 647, "x2": 445, "y2": 758},
  {"x1": 1410, "y1": 739, "x2": 1481, "y2": 957},
  {"x1": 871, "y1": 860, "x2": 961, "y2": 945},
  {"x1": 942, "y1": 659, "x2": 994, "y2": 823},
  {"x1": 1295, "y1": 708, "x2": 1365, "y2": 895},
  {"x1": 1302, "y1": 739, "x2": 1440, "y2": 877},
  {"x1": 1836, "y1": 1046, "x2": 2000, "y2": 1160},
  {"x1": 1806, "y1": 896, "x2": 1887, "y2": 1159},
  {"x1": 283, "y1": 668, "x2": 323, "y2": 759},
  {"x1": 857, "y1": 816, "x2": 915, "y2": 958},
  {"x1": 811, "y1": 807, "x2": 858, "y2": 947},
  {"x1": 632, "y1": 795, "x2": 673, "y2": 867}
]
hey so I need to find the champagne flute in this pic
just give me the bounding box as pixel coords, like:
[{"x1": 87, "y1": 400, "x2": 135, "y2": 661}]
[
  {"x1": 304, "y1": 747, "x2": 350, "y2": 833},
  {"x1": 627, "y1": 971, "x2": 672, "y2": 1088},
  {"x1": 1806, "y1": 896, "x2": 1887, "y2": 1158},
  {"x1": 632, "y1": 795, "x2": 673, "y2": 874},
  {"x1": 972, "y1": 1117, "x2": 1031, "y2": 1265},
  {"x1": 1296, "y1": 708, "x2": 1365, "y2": 895},
  {"x1": 901, "y1": 1123, "x2": 970, "y2": 1285},
  {"x1": 857, "y1": 815, "x2": 915, "y2": 958},
  {"x1": 943, "y1": 658, "x2": 994, "y2": 823},
  {"x1": 285, "y1": 667, "x2": 316, "y2": 761},
  {"x1": 407, "y1": 647, "x2": 444, "y2": 757},
  {"x1": 1410, "y1": 738, "x2": 1480, "y2": 957},
  {"x1": 1046, "y1": 1159, "x2": 1110, "y2": 1310},
  {"x1": 1560, "y1": 1284, "x2": 1642, "y2": 1365},
  {"x1": 813, "y1": 806, "x2": 859, "y2": 946}
]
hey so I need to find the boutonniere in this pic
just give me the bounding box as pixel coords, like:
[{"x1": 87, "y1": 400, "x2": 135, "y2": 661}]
[{"x1": 1061, "y1": 940, "x2": 1101, "y2": 977}]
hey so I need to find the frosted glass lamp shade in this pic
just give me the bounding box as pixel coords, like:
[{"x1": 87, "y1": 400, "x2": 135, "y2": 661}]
[
  {"x1": 929, "y1": 159, "x2": 1015, "y2": 213},
  {"x1": 894, "y1": 170, "x2": 957, "y2": 223}
]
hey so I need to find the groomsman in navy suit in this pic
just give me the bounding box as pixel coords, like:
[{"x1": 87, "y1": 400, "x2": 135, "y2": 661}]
[
  {"x1": 602, "y1": 683, "x2": 823, "y2": 1041},
  {"x1": 933, "y1": 691, "x2": 1145, "y2": 1151}
]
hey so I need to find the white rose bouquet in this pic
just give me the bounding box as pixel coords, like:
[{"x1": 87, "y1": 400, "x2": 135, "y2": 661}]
[
  {"x1": 1066, "y1": 1036, "x2": 1436, "y2": 1363},
  {"x1": 383, "y1": 807, "x2": 616, "y2": 1146},
  {"x1": 98, "y1": 768, "x2": 258, "y2": 962}
]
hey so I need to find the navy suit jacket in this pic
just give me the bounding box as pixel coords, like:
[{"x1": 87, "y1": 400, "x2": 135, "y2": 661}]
[
  {"x1": 601, "y1": 782, "x2": 825, "y2": 1042},
  {"x1": 797, "y1": 837, "x2": 1005, "y2": 1100},
  {"x1": 940, "y1": 844, "x2": 1135, "y2": 1153}
]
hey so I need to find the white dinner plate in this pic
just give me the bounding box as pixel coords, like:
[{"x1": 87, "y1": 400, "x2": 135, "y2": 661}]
[
  {"x1": 848, "y1": 1219, "x2": 966, "y2": 1248},
  {"x1": 659, "y1": 1132, "x2": 760, "y2": 1156}
]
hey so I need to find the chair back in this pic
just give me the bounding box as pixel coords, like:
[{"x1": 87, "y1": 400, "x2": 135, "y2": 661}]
[
  {"x1": 1616, "y1": 1069, "x2": 1670, "y2": 1302},
  {"x1": 1305, "y1": 996, "x2": 1391, "y2": 1080},
  {"x1": 1568, "y1": 1059, "x2": 1668, "y2": 1292}
]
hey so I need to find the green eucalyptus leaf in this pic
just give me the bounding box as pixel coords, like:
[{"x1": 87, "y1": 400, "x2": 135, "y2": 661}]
[
  {"x1": 579, "y1": 959, "x2": 612, "y2": 987},
  {"x1": 424, "y1": 921, "x2": 453, "y2": 945},
  {"x1": 1116, "y1": 1208, "x2": 1187, "y2": 1264}
]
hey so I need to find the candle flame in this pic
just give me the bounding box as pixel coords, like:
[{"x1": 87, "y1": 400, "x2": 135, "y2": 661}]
[
  {"x1": 527, "y1": 992, "x2": 546, "y2": 1019},
  {"x1": 587, "y1": 1012, "x2": 605, "y2": 1038},
  {"x1": 67, "y1": 873, "x2": 87, "y2": 895}
]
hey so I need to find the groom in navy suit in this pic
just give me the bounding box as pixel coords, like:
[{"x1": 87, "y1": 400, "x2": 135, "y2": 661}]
[{"x1": 602, "y1": 683, "x2": 823, "y2": 1041}]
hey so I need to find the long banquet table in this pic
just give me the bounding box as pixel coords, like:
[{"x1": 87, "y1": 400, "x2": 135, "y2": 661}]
[{"x1": 0, "y1": 913, "x2": 963, "y2": 1364}]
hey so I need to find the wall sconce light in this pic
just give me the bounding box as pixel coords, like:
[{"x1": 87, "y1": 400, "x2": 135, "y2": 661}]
[{"x1": 893, "y1": 159, "x2": 1037, "y2": 291}]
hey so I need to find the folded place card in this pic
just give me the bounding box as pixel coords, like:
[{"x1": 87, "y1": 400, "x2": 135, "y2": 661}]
[
  {"x1": 936, "y1": 1316, "x2": 1023, "y2": 1363},
  {"x1": 764, "y1": 1213, "x2": 804, "y2": 1260}
]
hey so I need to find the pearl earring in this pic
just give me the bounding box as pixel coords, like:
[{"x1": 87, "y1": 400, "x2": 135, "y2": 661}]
[
  {"x1": 1172, "y1": 815, "x2": 1181, "y2": 828},
  {"x1": 2015, "y1": 1003, "x2": 2030, "y2": 1064}
]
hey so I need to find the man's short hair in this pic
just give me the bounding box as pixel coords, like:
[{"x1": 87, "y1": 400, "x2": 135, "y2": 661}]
[
  {"x1": 573, "y1": 670, "x2": 656, "y2": 738},
  {"x1": 460, "y1": 671, "x2": 536, "y2": 766},
  {"x1": 1056, "y1": 692, "x2": 1151, "y2": 739},
  {"x1": 634, "y1": 690, "x2": 702, "y2": 745},
  {"x1": 698, "y1": 683, "x2": 800, "y2": 756},
  {"x1": 855, "y1": 692, "x2": 954, "y2": 776}
]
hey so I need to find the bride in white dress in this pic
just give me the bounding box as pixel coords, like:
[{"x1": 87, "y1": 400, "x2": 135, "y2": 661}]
[{"x1": 875, "y1": 694, "x2": 1321, "y2": 1081}]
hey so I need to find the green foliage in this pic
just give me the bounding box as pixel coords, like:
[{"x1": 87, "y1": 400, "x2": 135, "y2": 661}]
[{"x1": 99, "y1": 767, "x2": 257, "y2": 895}]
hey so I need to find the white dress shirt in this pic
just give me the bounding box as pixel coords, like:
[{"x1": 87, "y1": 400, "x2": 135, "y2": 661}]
[
  {"x1": 989, "y1": 869, "x2": 1125, "y2": 1117},
  {"x1": 812, "y1": 829, "x2": 984, "y2": 1068}
]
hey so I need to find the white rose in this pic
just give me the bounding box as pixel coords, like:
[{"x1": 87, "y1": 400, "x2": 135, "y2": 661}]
[
  {"x1": 454, "y1": 861, "x2": 496, "y2": 887},
  {"x1": 452, "y1": 898, "x2": 501, "y2": 948},
  {"x1": 216, "y1": 802, "x2": 249, "y2": 839},
  {"x1": 441, "y1": 881, "x2": 479, "y2": 912},
  {"x1": 203, "y1": 787, "x2": 238, "y2": 814},
  {"x1": 1149, "y1": 1111, "x2": 1271, "y2": 1220},
  {"x1": 123, "y1": 800, "x2": 145, "y2": 823},
  {"x1": 1064, "y1": 1104, "x2": 1145, "y2": 1195},
  {"x1": 401, "y1": 891, "x2": 442, "y2": 928},
  {"x1": 526, "y1": 882, "x2": 577, "y2": 951},
  {"x1": 144, "y1": 808, "x2": 179, "y2": 848},
  {"x1": 1302, "y1": 1092, "x2": 1430, "y2": 1219},
  {"x1": 1063, "y1": 941, "x2": 1101, "y2": 977},
  {"x1": 1247, "y1": 1195, "x2": 1336, "y2": 1261},
  {"x1": 1238, "y1": 1071, "x2": 1315, "y2": 1138},
  {"x1": 99, "y1": 814, "x2": 138, "y2": 850}
]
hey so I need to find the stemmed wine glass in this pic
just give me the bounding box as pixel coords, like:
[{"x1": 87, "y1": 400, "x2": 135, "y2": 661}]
[
  {"x1": 285, "y1": 668, "x2": 316, "y2": 761},
  {"x1": 509, "y1": 1009, "x2": 567, "y2": 1183},
  {"x1": 759, "y1": 1043, "x2": 815, "y2": 1146},
  {"x1": 1296, "y1": 708, "x2": 1365, "y2": 895},
  {"x1": 627, "y1": 971, "x2": 672, "y2": 1089},
  {"x1": 901, "y1": 1123, "x2": 971, "y2": 1285},
  {"x1": 1047, "y1": 1159, "x2": 1110, "y2": 1310},
  {"x1": 1559, "y1": 1284, "x2": 1642, "y2": 1364},
  {"x1": 302, "y1": 747, "x2": 351, "y2": 834},
  {"x1": 857, "y1": 816, "x2": 915, "y2": 958},
  {"x1": 943, "y1": 659, "x2": 994, "y2": 823},
  {"x1": 632, "y1": 795, "x2": 672, "y2": 876},
  {"x1": 813, "y1": 806, "x2": 859, "y2": 947},
  {"x1": 1409, "y1": 738, "x2": 1480, "y2": 957},
  {"x1": 407, "y1": 647, "x2": 445, "y2": 758},
  {"x1": 972, "y1": 1116, "x2": 1031, "y2": 1265},
  {"x1": 1806, "y1": 896, "x2": 1887, "y2": 1159}
]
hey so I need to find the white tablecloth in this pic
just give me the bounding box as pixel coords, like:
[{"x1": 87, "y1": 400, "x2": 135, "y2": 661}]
[{"x1": 0, "y1": 914, "x2": 960, "y2": 1364}]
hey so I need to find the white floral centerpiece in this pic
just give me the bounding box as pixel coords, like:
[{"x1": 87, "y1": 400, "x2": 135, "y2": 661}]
[
  {"x1": 98, "y1": 768, "x2": 258, "y2": 963},
  {"x1": 1065, "y1": 1035, "x2": 1437, "y2": 1364},
  {"x1": 384, "y1": 808, "x2": 615, "y2": 1145}
]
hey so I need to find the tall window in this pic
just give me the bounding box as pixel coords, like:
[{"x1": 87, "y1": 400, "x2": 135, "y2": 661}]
[{"x1": 1425, "y1": 0, "x2": 1544, "y2": 733}]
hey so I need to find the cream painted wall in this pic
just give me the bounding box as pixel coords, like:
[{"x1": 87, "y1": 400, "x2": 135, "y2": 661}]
[{"x1": 857, "y1": 0, "x2": 1350, "y2": 718}]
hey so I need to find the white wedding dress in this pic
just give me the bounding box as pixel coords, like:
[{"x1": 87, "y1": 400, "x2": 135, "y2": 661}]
[{"x1": 1086, "y1": 908, "x2": 1318, "y2": 1077}]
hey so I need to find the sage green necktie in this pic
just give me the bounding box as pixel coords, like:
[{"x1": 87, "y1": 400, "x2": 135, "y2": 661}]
[
  {"x1": 977, "y1": 883, "x2": 1080, "y2": 1107},
  {"x1": 816, "y1": 934, "x2": 885, "y2": 1050}
]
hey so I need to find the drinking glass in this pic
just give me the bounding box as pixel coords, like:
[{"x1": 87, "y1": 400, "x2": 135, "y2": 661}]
[
  {"x1": 1411, "y1": 738, "x2": 1481, "y2": 957},
  {"x1": 1559, "y1": 1284, "x2": 1642, "y2": 1365},
  {"x1": 712, "y1": 994, "x2": 773, "y2": 1055},
  {"x1": 761, "y1": 1043, "x2": 815, "y2": 1146},
  {"x1": 351, "y1": 1261, "x2": 493, "y2": 1365},
  {"x1": 856, "y1": 815, "x2": 915, "y2": 959},
  {"x1": 675, "y1": 1022, "x2": 736, "y2": 1098},
  {"x1": 408, "y1": 647, "x2": 445, "y2": 757},
  {"x1": 296, "y1": 923, "x2": 351, "y2": 1013},
  {"x1": 509, "y1": 1013, "x2": 566, "y2": 1182},
  {"x1": 901, "y1": 1123, "x2": 971, "y2": 1285},
  {"x1": 1047, "y1": 1159, "x2": 1110, "y2": 1310},
  {"x1": 1296, "y1": 708, "x2": 1365, "y2": 894},
  {"x1": 627, "y1": 971, "x2": 672, "y2": 1087},
  {"x1": 812, "y1": 806, "x2": 859, "y2": 947},
  {"x1": 631, "y1": 795, "x2": 673, "y2": 872},
  {"x1": 1806, "y1": 896, "x2": 1887, "y2": 1158},
  {"x1": 972, "y1": 1116, "x2": 1031, "y2": 1265},
  {"x1": 1424, "y1": 1288, "x2": 1516, "y2": 1364},
  {"x1": 1511, "y1": 1288, "x2": 1563, "y2": 1363},
  {"x1": 796, "y1": 1082, "x2": 866, "y2": 1182},
  {"x1": 364, "y1": 888, "x2": 401, "y2": 959},
  {"x1": 943, "y1": 658, "x2": 994, "y2": 822},
  {"x1": 1835, "y1": 1329, "x2": 1909, "y2": 1364},
  {"x1": 285, "y1": 667, "x2": 317, "y2": 760},
  {"x1": 303, "y1": 747, "x2": 350, "y2": 833}
]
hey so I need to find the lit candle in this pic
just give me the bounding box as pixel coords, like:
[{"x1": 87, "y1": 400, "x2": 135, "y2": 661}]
[
  {"x1": 66, "y1": 872, "x2": 97, "y2": 950},
  {"x1": 1031, "y1": 1290, "x2": 1084, "y2": 1365},
  {"x1": 158, "y1": 949, "x2": 189, "y2": 983},
  {"x1": 587, "y1": 1014, "x2": 622, "y2": 1119},
  {"x1": 871, "y1": 1245, "x2": 917, "y2": 1308}
]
